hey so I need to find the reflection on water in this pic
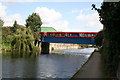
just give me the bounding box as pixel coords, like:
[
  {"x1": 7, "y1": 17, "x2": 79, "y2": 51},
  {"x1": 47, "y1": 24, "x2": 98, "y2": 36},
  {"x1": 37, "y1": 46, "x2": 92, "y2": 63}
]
[{"x1": 2, "y1": 48, "x2": 95, "y2": 78}]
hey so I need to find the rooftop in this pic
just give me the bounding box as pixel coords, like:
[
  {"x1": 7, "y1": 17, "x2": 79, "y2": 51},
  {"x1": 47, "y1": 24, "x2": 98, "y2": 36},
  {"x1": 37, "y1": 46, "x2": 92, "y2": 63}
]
[{"x1": 38, "y1": 27, "x2": 57, "y2": 32}]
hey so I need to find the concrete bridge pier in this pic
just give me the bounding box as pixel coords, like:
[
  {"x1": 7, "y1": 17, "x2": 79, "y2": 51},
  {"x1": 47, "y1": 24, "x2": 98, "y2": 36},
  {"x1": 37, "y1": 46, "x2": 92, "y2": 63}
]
[{"x1": 41, "y1": 42, "x2": 50, "y2": 54}]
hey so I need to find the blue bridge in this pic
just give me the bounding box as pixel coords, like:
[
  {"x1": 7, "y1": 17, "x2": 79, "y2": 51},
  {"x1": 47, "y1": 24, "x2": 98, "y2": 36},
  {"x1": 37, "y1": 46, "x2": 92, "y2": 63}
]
[
  {"x1": 39, "y1": 31, "x2": 97, "y2": 45},
  {"x1": 39, "y1": 31, "x2": 97, "y2": 54},
  {"x1": 41, "y1": 36, "x2": 95, "y2": 45}
]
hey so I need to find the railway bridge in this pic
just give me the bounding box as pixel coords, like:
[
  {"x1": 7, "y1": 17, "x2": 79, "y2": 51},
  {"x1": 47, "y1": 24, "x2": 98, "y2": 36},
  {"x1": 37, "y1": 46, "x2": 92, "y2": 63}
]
[{"x1": 39, "y1": 32, "x2": 98, "y2": 54}]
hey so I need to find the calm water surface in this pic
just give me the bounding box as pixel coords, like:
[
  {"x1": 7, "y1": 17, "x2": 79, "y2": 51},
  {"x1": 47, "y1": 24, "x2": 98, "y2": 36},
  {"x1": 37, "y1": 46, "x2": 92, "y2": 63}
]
[{"x1": 2, "y1": 48, "x2": 95, "y2": 79}]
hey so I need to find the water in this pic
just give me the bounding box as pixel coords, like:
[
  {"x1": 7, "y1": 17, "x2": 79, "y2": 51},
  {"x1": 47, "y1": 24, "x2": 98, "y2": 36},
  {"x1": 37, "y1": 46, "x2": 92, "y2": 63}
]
[{"x1": 2, "y1": 48, "x2": 95, "y2": 79}]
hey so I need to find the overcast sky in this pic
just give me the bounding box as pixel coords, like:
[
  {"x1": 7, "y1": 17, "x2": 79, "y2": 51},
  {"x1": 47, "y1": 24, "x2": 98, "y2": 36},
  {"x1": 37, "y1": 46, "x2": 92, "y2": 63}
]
[{"x1": 0, "y1": 1, "x2": 103, "y2": 32}]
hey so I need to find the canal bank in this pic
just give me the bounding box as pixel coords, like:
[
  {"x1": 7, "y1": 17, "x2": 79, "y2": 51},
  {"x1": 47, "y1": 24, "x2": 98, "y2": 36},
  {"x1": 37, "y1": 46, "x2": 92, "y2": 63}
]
[
  {"x1": 71, "y1": 52, "x2": 103, "y2": 79},
  {"x1": 38, "y1": 43, "x2": 81, "y2": 53},
  {"x1": 38, "y1": 42, "x2": 93, "y2": 54}
]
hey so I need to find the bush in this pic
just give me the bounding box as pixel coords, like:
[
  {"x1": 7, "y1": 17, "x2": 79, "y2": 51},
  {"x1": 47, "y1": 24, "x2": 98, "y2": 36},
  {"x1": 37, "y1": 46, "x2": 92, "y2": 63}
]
[{"x1": 92, "y1": 2, "x2": 120, "y2": 77}]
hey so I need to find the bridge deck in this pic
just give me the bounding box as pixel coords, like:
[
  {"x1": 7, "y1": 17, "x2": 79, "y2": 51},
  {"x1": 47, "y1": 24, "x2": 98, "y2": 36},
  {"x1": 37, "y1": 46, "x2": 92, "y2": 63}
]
[{"x1": 41, "y1": 36, "x2": 95, "y2": 45}]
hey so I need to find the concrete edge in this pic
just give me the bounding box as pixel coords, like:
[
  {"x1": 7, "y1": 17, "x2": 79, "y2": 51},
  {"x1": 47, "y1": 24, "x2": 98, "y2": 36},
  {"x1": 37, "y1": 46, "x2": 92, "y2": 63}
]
[{"x1": 70, "y1": 51, "x2": 96, "y2": 79}]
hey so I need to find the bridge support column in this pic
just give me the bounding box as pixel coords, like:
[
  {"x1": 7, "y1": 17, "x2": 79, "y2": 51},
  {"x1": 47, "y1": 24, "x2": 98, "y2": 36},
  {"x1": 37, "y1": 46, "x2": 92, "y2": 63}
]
[{"x1": 41, "y1": 42, "x2": 50, "y2": 54}]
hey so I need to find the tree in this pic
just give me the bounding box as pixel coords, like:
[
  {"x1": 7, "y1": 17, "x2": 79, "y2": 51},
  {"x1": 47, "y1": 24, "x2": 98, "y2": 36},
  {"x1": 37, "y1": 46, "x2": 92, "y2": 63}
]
[
  {"x1": 26, "y1": 13, "x2": 42, "y2": 32},
  {"x1": 26, "y1": 13, "x2": 42, "y2": 46},
  {"x1": 11, "y1": 26, "x2": 40, "y2": 55},
  {"x1": 0, "y1": 18, "x2": 4, "y2": 26},
  {"x1": 13, "y1": 20, "x2": 18, "y2": 32},
  {"x1": 94, "y1": 30, "x2": 103, "y2": 47},
  {"x1": 92, "y1": 3, "x2": 120, "y2": 77},
  {"x1": 13, "y1": 20, "x2": 18, "y2": 27}
]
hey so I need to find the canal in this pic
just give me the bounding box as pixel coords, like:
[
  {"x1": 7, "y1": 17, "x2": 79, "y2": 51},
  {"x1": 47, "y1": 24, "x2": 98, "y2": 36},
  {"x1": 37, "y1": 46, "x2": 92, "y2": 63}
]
[{"x1": 2, "y1": 48, "x2": 95, "y2": 79}]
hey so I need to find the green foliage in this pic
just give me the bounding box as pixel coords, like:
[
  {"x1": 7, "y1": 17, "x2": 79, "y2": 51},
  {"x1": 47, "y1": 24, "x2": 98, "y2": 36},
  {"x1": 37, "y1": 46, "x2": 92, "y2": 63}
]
[
  {"x1": 11, "y1": 26, "x2": 34, "y2": 54},
  {"x1": 2, "y1": 13, "x2": 42, "y2": 54},
  {"x1": 26, "y1": 13, "x2": 42, "y2": 46},
  {"x1": 13, "y1": 20, "x2": 17, "y2": 27},
  {"x1": 26, "y1": 13, "x2": 42, "y2": 32},
  {"x1": 13, "y1": 20, "x2": 18, "y2": 32},
  {"x1": 94, "y1": 30, "x2": 103, "y2": 47},
  {"x1": 0, "y1": 18, "x2": 4, "y2": 26},
  {"x1": 2, "y1": 27, "x2": 14, "y2": 50},
  {"x1": 33, "y1": 32, "x2": 40, "y2": 40},
  {"x1": 2, "y1": 26, "x2": 40, "y2": 54},
  {"x1": 92, "y1": 2, "x2": 120, "y2": 77}
]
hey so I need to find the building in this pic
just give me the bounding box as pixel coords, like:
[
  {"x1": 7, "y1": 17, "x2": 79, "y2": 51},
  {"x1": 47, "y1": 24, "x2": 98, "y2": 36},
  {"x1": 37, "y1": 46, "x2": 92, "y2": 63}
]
[{"x1": 38, "y1": 27, "x2": 57, "y2": 32}]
